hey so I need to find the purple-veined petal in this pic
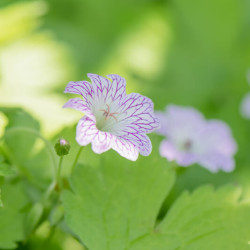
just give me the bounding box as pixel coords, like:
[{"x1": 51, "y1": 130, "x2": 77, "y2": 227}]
[
  {"x1": 111, "y1": 137, "x2": 139, "y2": 161},
  {"x1": 112, "y1": 93, "x2": 159, "y2": 134},
  {"x1": 76, "y1": 116, "x2": 99, "y2": 146},
  {"x1": 77, "y1": 116, "x2": 113, "y2": 154},
  {"x1": 64, "y1": 81, "x2": 93, "y2": 99},
  {"x1": 91, "y1": 131, "x2": 113, "y2": 154},
  {"x1": 87, "y1": 73, "x2": 112, "y2": 101},
  {"x1": 63, "y1": 98, "x2": 95, "y2": 121},
  {"x1": 107, "y1": 74, "x2": 127, "y2": 102},
  {"x1": 119, "y1": 133, "x2": 152, "y2": 156}
]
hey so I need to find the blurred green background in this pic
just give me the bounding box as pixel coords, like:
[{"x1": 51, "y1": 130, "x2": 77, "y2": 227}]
[{"x1": 0, "y1": 0, "x2": 250, "y2": 248}]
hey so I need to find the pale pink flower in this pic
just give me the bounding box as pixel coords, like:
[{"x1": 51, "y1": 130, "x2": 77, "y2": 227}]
[
  {"x1": 156, "y1": 105, "x2": 237, "y2": 172},
  {"x1": 63, "y1": 74, "x2": 159, "y2": 161}
]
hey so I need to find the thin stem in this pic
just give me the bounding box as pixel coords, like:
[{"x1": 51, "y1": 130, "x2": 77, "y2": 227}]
[
  {"x1": 4, "y1": 127, "x2": 57, "y2": 176},
  {"x1": 42, "y1": 181, "x2": 56, "y2": 203},
  {"x1": 56, "y1": 156, "x2": 64, "y2": 189},
  {"x1": 71, "y1": 147, "x2": 84, "y2": 175}
]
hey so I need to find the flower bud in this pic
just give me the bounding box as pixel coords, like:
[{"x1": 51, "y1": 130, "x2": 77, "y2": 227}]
[{"x1": 54, "y1": 138, "x2": 70, "y2": 156}]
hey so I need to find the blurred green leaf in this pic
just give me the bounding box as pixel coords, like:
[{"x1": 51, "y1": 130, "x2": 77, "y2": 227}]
[
  {"x1": 0, "y1": 1, "x2": 46, "y2": 45},
  {"x1": 24, "y1": 202, "x2": 44, "y2": 237},
  {"x1": 0, "y1": 155, "x2": 15, "y2": 177},
  {"x1": 0, "y1": 180, "x2": 30, "y2": 249},
  {"x1": 43, "y1": 0, "x2": 159, "y2": 75},
  {"x1": 0, "y1": 107, "x2": 40, "y2": 162},
  {"x1": 49, "y1": 204, "x2": 64, "y2": 227},
  {"x1": 62, "y1": 154, "x2": 175, "y2": 249},
  {"x1": 0, "y1": 107, "x2": 55, "y2": 188},
  {"x1": 0, "y1": 162, "x2": 16, "y2": 177}
]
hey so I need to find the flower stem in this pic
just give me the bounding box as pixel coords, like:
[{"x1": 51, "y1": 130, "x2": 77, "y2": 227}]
[
  {"x1": 56, "y1": 156, "x2": 64, "y2": 189},
  {"x1": 71, "y1": 147, "x2": 84, "y2": 175}
]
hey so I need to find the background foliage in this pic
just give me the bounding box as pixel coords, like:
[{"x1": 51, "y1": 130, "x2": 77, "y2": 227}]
[{"x1": 0, "y1": 0, "x2": 250, "y2": 249}]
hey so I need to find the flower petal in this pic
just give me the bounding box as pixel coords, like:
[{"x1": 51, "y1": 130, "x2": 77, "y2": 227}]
[
  {"x1": 111, "y1": 137, "x2": 139, "y2": 161},
  {"x1": 64, "y1": 80, "x2": 93, "y2": 100},
  {"x1": 159, "y1": 140, "x2": 197, "y2": 166},
  {"x1": 91, "y1": 131, "x2": 113, "y2": 154},
  {"x1": 197, "y1": 120, "x2": 237, "y2": 156},
  {"x1": 76, "y1": 116, "x2": 113, "y2": 154},
  {"x1": 63, "y1": 98, "x2": 95, "y2": 121},
  {"x1": 107, "y1": 74, "x2": 126, "y2": 102},
  {"x1": 87, "y1": 73, "x2": 112, "y2": 100},
  {"x1": 159, "y1": 140, "x2": 179, "y2": 161},
  {"x1": 163, "y1": 105, "x2": 205, "y2": 141},
  {"x1": 155, "y1": 111, "x2": 168, "y2": 135},
  {"x1": 76, "y1": 117, "x2": 99, "y2": 146},
  {"x1": 198, "y1": 153, "x2": 235, "y2": 173},
  {"x1": 113, "y1": 93, "x2": 159, "y2": 134},
  {"x1": 120, "y1": 133, "x2": 152, "y2": 156}
]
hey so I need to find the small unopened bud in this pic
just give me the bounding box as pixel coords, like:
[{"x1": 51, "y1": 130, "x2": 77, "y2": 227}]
[{"x1": 54, "y1": 138, "x2": 70, "y2": 156}]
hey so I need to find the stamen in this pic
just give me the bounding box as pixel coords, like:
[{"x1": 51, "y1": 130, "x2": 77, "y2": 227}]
[
  {"x1": 99, "y1": 104, "x2": 118, "y2": 121},
  {"x1": 110, "y1": 113, "x2": 118, "y2": 121}
]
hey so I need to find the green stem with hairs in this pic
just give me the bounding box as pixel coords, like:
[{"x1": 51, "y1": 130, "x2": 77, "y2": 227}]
[{"x1": 56, "y1": 156, "x2": 64, "y2": 190}]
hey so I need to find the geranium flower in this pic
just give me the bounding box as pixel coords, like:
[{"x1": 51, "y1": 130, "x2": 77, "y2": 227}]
[
  {"x1": 156, "y1": 105, "x2": 237, "y2": 172},
  {"x1": 63, "y1": 73, "x2": 159, "y2": 161}
]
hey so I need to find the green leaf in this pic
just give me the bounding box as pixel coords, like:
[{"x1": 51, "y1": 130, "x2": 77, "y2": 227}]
[
  {"x1": 0, "y1": 155, "x2": 15, "y2": 177},
  {"x1": 0, "y1": 180, "x2": 30, "y2": 249},
  {"x1": 62, "y1": 153, "x2": 175, "y2": 249},
  {"x1": 130, "y1": 185, "x2": 250, "y2": 250},
  {"x1": 0, "y1": 107, "x2": 55, "y2": 188},
  {"x1": 0, "y1": 107, "x2": 40, "y2": 162},
  {"x1": 63, "y1": 152, "x2": 250, "y2": 249},
  {"x1": 0, "y1": 162, "x2": 16, "y2": 177}
]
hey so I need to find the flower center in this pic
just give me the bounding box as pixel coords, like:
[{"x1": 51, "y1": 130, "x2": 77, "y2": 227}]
[
  {"x1": 100, "y1": 104, "x2": 118, "y2": 122},
  {"x1": 96, "y1": 104, "x2": 119, "y2": 131},
  {"x1": 182, "y1": 139, "x2": 192, "y2": 151}
]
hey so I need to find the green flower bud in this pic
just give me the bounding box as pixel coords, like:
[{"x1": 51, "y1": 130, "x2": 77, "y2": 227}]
[{"x1": 54, "y1": 138, "x2": 70, "y2": 156}]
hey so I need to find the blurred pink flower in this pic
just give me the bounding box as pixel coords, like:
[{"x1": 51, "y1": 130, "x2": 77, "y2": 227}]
[
  {"x1": 63, "y1": 73, "x2": 159, "y2": 161},
  {"x1": 156, "y1": 105, "x2": 237, "y2": 172}
]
